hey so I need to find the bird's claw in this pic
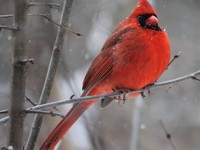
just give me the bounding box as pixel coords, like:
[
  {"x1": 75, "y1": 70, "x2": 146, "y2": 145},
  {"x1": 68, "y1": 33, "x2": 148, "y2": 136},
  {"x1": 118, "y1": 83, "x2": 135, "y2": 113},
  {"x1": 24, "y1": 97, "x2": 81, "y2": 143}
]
[
  {"x1": 112, "y1": 88, "x2": 132, "y2": 104},
  {"x1": 141, "y1": 83, "x2": 154, "y2": 99}
]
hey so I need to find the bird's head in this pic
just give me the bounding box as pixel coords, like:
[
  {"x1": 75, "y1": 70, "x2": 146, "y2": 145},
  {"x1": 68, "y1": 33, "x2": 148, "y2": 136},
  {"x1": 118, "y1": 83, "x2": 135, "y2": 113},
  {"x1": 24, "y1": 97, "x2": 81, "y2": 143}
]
[{"x1": 128, "y1": 0, "x2": 161, "y2": 31}]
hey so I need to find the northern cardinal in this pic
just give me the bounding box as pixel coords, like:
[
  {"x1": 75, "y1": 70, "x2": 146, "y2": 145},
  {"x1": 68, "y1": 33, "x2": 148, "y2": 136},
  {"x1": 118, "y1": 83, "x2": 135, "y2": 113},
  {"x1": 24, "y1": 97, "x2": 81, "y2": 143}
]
[{"x1": 40, "y1": 0, "x2": 170, "y2": 149}]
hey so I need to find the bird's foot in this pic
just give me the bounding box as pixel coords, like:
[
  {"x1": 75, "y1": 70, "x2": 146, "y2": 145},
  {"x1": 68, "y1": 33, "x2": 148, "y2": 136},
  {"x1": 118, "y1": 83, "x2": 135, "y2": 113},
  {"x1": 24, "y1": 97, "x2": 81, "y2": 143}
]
[
  {"x1": 141, "y1": 83, "x2": 154, "y2": 99},
  {"x1": 112, "y1": 88, "x2": 133, "y2": 104}
]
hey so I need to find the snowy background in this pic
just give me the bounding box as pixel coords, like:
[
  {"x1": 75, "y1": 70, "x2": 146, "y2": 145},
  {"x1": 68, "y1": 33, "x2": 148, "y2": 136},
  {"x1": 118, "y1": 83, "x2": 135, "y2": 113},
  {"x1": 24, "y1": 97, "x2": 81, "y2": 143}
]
[{"x1": 0, "y1": 0, "x2": 200, "y2": 150}]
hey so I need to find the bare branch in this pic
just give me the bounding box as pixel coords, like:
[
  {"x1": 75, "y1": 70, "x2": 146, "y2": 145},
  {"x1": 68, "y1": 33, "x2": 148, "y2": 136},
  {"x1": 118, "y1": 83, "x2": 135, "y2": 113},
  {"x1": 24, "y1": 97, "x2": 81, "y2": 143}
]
[
  {"x1": 165, "y1": 82, "x2": 178, "y2": 93},
  {"x1": 18, "y1": 58, "x2": 34, "y2": 65},
  {"x1": 8, "y1": 1, "x2": 27, "y2": 149},
  {"x1": 167, "y1": 51, "x2": 181, "y2": 68},
  {"x1": 0, "y1": 14, "x2": 82, "y2": 36},
  {"x1": 28, "y1": 14, "x2": 82, "y2": 36},
  {"x1": 0, "y1": 25, "x2": 18, "y2": 30},
  {"x1": 0, "y1": 116, "x2": 9, "y2": 125},
  {"x1": 0, "y1": 110, "x2": 8, "y2": 114},
  {"x1": 26, "y1": 70, "x2": 200, "y2": 111},
  {"x1": 0, "y1": 70, "x2": 200, "y2": 125},
  {"x1": 25, "y1": 110, "x2": 64, "y2": 118},
  {"x1": 192, "y1": 76, "x2": 200, "y2": 81},
  {"x1": 0, "y1": 110, "x2": 64, "y2": 125},
  {"x1": 25, "y1": 96, "x2": 37, "y2": 106},
  {"x1": 0, "y1": 14, "x2": 13, "y2": 18},
  {"x1": 0, "y1": 13, "x2": 81, "y2": 36},
  {"x1": 1, "y1": 146, "x2": 14, "y2": 150},
  {"x1": 28, "y1": 2, "x2": 60, "y2": 8},
  {"x1": 25, "y1": 0, "x2": 74, "y2": 149},
  {"x1": 160, "y1": 120, "x2": 176, "y2": 150}
]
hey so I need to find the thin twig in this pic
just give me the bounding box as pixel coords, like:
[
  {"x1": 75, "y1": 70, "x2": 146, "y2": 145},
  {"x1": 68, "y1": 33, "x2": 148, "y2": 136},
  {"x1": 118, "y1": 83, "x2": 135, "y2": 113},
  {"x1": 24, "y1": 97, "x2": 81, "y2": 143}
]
[
  {"x1": 26, "y1": 69, "x2": 200, "y2": 111},
  {"x1": 25, "y1": 0, "x2": 74, "y2": 149},
  {"x1": 0, "y1": 110, "x2": 64, "y2": 124},
  {"x1": 0, "y1": 25, "x2": 18, "y2": 30},
  {"x1": 25, "y1": 110, "x2": 64, "y2": 118},
  {"x1": 1, "y1": 146, "x2": 14, "y2": 150},
  {"x1": 192, "y1": 76, "x2": 200, "y2": 81},
  {"x1": 25, "y1": 96, "x2": 37, "y2": 106},
  {"x1": 18, "y1": 58, "x2": 34, "y2": 65},
  {"x1": 165, "y1": 82, "x2": 178, "y2": 93},
  {"x1": 0, "y1": 13, "x2": 82, "y2": 36},
  {"x1": 0, "y1": 116, "x2": 9, "y2": 125},
  {"x1": 28, "y1": 13, "x2": 82, "y2": 36},
  {"x1": 0, "y1": 70, "x2": 200, "y2": 125},
  {"x1": 0, "y1": 14, "x2": 13, "y2": 18},
  {"x1": 160, "y1": 120, "x2": 176, "y2": 150},
  {"x1": 167, "y1": 51, "x2": 181, "y2": 68},
  {"x1": 0, "y1": 110, "x2": 8, "y2": 114},
  {"x1": 28, "y1": 2, "x2": 60, "y2": 8}
]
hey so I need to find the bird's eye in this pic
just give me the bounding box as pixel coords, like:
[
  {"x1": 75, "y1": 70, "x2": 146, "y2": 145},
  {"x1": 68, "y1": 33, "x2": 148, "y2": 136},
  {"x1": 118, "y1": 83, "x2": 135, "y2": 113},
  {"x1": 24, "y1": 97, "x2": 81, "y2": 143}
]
[{"x1": 137, "y1": 14, "x2": 161, "y2": 31}]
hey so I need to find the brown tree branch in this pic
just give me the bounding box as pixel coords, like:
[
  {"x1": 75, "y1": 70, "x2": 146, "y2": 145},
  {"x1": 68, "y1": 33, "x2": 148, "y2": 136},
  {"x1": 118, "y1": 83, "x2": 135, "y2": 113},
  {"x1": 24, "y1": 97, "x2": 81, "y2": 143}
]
[
  {"x1": 25, "y1": 0, "x2": 74, "y2": 149},
  {"x1": 8, "y1": 1, "x2": 27, "y2": 149}
]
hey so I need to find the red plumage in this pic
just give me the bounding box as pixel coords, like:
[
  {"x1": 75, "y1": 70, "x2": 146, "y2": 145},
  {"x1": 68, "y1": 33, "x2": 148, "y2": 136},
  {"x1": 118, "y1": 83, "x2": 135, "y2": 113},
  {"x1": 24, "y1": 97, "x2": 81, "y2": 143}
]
[{"x1": 40, "y1": 0, "x2": 170, "y2": 149}]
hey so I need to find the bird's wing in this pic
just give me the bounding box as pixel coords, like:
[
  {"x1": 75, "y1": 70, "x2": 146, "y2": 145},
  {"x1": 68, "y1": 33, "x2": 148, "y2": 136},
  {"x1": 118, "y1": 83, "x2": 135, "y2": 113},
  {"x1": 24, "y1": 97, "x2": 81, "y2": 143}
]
[
  {"x1": 82, "y1": 26, "x2": 133, "y2": 96},
  {"x1": 82, "y1": 52, "x2": 114, "y2": 95}
]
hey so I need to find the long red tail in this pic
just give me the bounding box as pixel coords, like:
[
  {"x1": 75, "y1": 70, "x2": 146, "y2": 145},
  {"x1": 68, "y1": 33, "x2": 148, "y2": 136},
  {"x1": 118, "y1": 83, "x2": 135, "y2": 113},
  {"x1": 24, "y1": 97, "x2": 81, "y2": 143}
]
[{"x1": 40, "y1": 100, "x2": 96, "y2": 150}]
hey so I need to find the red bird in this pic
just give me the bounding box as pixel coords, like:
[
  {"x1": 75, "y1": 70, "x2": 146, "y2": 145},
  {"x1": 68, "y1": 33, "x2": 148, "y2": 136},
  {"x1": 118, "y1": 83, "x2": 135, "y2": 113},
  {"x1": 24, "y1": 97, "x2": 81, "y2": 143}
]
[{"x1": 40, "y1": 0, "x2": 170, "y2": 149}]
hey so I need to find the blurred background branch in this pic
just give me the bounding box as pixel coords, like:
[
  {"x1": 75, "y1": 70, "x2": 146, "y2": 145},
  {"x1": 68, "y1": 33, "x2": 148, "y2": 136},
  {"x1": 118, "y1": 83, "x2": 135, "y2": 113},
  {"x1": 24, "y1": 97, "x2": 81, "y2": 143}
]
[
  {"x1": 160, "y1": 120, "x2": 176, "y2": 150},
  {"x1": 28, "y1": 2, "x2": 60, "y2": 8},
  {"x1": 25, "y1": 0, "x2": 74, "y2": 149}
]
